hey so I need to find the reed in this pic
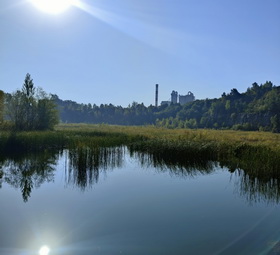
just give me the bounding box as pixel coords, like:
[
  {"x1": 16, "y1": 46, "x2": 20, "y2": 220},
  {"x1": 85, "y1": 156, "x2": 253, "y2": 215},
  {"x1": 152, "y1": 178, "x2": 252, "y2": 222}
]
[
  {"x1": 1, "y1": 124, "x2": 280, "y2": 173},
  {"x1": 55, "y1": 124, "x2": 280, "y2": 178},
  {"x1": 55, "y1": 124, "x2": 280, "y2": 152},
  {"x1": 1, "y1": 124, "x2": 280, "y2": 203},
  {"x1": 0, "y1": 126, "x2": 129, "y2": 153}
]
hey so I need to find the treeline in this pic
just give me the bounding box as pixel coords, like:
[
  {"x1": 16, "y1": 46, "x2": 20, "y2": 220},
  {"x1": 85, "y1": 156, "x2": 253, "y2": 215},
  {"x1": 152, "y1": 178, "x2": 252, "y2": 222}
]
[
  {"x1": 53, "y1": 97, "x2": 161, "y2": 125},
  {"x1": 53, "y1": 81, "x2": 280, "y2": 132},
  {"x1": 1, "y1": 78, "x2": 279, "y2": 132},
  {"x1": 157, "y1": 81, "x2": 280, "y2": 132}
]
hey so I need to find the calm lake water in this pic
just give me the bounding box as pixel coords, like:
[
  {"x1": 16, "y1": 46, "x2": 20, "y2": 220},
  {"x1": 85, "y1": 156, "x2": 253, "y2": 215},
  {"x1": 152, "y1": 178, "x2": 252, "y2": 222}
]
[{"x1": 0, "y1": 147, "x2": 280, "y2": 255}]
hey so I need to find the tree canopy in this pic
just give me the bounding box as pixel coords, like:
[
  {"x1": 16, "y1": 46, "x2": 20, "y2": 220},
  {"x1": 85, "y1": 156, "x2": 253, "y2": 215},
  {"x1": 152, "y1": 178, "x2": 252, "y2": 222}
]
[
  {"x1": 0, "y1": 90, "x2": 4, "y2": 124},
  {"x1": 4, "y1": 73, "x2": 59, "y2": 131}
]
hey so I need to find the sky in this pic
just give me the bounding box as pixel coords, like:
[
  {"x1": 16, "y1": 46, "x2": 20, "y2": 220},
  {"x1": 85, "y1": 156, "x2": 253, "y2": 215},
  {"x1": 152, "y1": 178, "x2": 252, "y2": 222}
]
[{"x1": 1, "y1": 0, "x2": 280, "y2": 107}]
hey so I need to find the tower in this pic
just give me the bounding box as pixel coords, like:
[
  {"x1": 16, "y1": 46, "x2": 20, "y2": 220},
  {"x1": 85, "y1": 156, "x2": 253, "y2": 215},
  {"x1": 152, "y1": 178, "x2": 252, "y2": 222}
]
[
  {"x1": 171, "y1": 90, "x2": 178, "y2": 104},
  {"x1": 155, "y1": 84, "x2": 159, "y2": 107}
]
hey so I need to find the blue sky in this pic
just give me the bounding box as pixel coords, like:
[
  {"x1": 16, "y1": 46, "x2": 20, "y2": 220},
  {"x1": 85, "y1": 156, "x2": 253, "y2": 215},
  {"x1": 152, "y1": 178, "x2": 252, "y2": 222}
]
[{"x1": 1, "y1": 0, "x2": 279, "y2": 106}]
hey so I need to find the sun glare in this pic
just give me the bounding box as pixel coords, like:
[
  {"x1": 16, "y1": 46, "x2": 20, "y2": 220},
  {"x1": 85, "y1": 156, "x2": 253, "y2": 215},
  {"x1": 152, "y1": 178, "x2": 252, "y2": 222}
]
[
  {"x1": 39, "y1": 245, "x2": 50, "y2": 255},
  {"x1": 29, "y1": 0, "x2": 75, "y2": 14}
]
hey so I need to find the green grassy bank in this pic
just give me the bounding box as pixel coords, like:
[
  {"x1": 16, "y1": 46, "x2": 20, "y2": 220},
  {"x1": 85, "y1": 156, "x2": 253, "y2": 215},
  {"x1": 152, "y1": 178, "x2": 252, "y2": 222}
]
[
  {"x1": 56, "y1": 123, "x2": 280, "y2": 150},
  {"x1": 56, "y1": 124, "x2": 280, "y2": 177},
  {"x1": 1, "y1": 124, "x2": 280, "y2": 175}
]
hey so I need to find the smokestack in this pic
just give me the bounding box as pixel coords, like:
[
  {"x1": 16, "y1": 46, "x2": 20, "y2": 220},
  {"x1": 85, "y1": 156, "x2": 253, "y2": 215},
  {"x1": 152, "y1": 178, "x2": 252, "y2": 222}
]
[{"x1": 155, "y1": 84, "x2": 159, "y2": 107}]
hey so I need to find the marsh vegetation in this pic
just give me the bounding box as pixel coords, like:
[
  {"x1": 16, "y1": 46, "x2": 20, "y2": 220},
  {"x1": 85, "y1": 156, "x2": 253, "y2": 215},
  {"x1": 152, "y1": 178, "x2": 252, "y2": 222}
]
[
  {"x1": 1, "y1": 123, "x2": 280, "y2": 167},
  {"x1": 1, "y1": 124, "x2": 280, "y2": 203},
  {"x1": 1, "y1": 124, "x2": 280, "y2": 254}
]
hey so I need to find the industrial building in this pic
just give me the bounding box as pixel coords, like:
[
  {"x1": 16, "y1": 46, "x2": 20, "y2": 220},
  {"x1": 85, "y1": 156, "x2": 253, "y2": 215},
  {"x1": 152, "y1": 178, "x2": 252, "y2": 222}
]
[
  {"x1": 171, "y1": 90, "x2": 178, "y2": 104},
  {"x1": 179, "y1": 91, "x2": 195, "y2": 105},
  {"x1": 155, "y1": 84, "x2": 159, "y2": 107},
  {"x1": 155, "y1": 84, "x2": 195, "y2": 106}
]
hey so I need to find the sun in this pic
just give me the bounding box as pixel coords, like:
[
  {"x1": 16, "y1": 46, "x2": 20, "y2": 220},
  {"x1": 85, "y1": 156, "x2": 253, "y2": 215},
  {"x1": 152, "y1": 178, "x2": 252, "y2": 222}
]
[
  {"x1": 39, "y1": 245, "x2": 50, "y2": 255},
  {"x1": 29, "y1": 0, "x2": 74, "y2": 15}
]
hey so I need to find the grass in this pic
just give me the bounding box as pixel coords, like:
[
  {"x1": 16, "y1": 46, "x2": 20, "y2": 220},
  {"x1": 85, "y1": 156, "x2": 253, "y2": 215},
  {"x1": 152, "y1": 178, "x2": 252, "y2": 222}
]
[
  {"x1": 56, "y1": 123, "x2": 280, "y2": 151},
  {"x1": 1, "y1": 124, "x2": 280, "y2": 175},
  {"x1": 1, "y1": 124, "x2": 280, "y2": 203},
  {"x1": 55, "y1": 124, "x2": 280, "y2": 178},
  {"x1": 55, "y1": 124, "x2": 280, "y2": 162},
  {"x1": 0, "y1": 130, "x2": 66, "y2": 154}
]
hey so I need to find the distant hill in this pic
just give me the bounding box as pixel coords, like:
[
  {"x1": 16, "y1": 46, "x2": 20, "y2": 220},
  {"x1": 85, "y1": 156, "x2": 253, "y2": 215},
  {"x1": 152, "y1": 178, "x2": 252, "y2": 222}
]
[{"x1": 52, "y1": 81, "x2": 280, "y2": 132}]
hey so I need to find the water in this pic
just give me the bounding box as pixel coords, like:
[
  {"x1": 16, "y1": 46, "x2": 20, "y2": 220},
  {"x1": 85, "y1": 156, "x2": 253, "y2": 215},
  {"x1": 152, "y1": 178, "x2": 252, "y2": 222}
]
[{"x1": 0, "y1": 147, "x2": 280, "y2": 255}]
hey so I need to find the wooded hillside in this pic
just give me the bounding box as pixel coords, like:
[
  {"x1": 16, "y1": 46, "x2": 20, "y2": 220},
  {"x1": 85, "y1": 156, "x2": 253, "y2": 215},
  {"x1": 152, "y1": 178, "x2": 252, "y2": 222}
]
[{"x1": 52, "y1": 81, "x2": 280, "y2": 132}]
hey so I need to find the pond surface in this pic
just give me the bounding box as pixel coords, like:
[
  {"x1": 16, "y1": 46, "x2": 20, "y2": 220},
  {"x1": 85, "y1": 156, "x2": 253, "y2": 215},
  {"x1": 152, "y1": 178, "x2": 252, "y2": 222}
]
[{"x1": 0, "y1": 147, "x2": 280, "y2": 255}]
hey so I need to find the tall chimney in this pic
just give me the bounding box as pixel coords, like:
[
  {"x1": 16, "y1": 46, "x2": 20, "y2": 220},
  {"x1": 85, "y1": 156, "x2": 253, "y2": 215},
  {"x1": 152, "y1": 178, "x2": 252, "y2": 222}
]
[{"x1": 155, "y1": 84, "x2": 159, "y2": 107}]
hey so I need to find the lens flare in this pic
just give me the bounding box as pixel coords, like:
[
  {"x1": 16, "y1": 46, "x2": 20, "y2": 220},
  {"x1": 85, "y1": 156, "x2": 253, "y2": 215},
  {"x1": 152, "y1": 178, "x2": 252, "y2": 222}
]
[
  {"x1": 39, "y1": 245, "x2": 50, "y2": 255},
  {"x1": 29, "y1": 0, "x2": 75, "y2": 15}
]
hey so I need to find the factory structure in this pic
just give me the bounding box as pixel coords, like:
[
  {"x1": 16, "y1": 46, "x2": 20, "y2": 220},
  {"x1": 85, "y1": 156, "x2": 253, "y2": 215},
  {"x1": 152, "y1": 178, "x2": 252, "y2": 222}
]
[
  {"x1": 155, "y1": 84, "x2": 159, "y2": 107},
  {"x1": 155, "y1": 84, "x2": 195, "y2": 106}
]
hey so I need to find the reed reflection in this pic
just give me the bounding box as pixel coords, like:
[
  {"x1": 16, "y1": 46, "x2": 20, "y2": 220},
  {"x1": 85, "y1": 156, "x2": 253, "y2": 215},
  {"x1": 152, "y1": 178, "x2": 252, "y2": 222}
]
[
  {"x1": 65, "y1": 145, "x2": 217, "y2": 192},
  {"x1": 65, "y1": 146, "x2": 125, "y2": 190},
  {"x1": 1, "y1": 145, "x2": 280, "y2": 205},
  {"x1": 130, "y1": 146, "x2": 280, "y2": 204},
  {"x1": 129, "y1": 149, "x2": 217, "y2": 177},
  {"x1": 218, "y1": 157, "x2": 280, "y2": 204},
  {"x1": 0, "y1": 167, "x2": 3, "y2": 189},
  {"x1": 230, "y1": 169, "x2": 280, "y2": 205}
]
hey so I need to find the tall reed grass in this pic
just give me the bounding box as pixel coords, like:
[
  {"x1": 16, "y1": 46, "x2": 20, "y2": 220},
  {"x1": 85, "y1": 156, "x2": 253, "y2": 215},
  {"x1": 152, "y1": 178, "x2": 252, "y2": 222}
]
[
  {"x1": 1, "y1": 124, "x2": 280, "y2": 174},
  {"x1": 1, "y1": 124, "x2": 280, "y2": 204}
]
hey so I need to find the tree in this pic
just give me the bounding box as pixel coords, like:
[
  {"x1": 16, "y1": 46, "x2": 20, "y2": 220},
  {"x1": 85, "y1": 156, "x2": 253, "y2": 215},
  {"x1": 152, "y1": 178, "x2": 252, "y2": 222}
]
[
  {"x1": 271, "y1": 114, "x2": 280, "y2": 133},
  {"x1": 230, "y1": 88, "x2": 241, "y2": 98},
  {"x1": 22, "y1": 73, "x2": 35, "y2": 98},
  {"x1": 6, "y1": 90, "x2": 25, "y2": 130},
  {"x1": 6, "y1": 73, "x2": 59, "y2": 130},
  {"x1": 36, "y1": 98, "x2": 59, "y2": 130},
  {"x1": 0, "y1": 90, "x2": 4, "y2": 124},
  {"x1": 22, "y1": 73, "x2": 38, "y2": 129}
]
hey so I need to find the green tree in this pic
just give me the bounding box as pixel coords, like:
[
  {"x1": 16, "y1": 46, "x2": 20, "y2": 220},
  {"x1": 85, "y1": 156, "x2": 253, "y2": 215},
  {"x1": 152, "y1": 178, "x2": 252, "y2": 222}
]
[
  {"x1": 6, "y1": 73, "x2": 59, "y2": 130},
  {"x1": 6, "y1": 90, "x2": 25, "y2": 130},
  {"x1": 22, "y1": 73, "x2": 37, "y2": 129},
  {"x1": 271, "y1": 114, "x2": 280, "y2": 133},
  {"x1": 230, "y1": 88, "x2": 241, "y2": 98},
  {"x1": 36, "y1": 98, "x2": 59, "y2": 130},
  {"x1": 22, "y1": 73, "x2": 35, "y2": 97},
  {"x1": 0, "y1": 90, "x2": 4, "y2": 125}
]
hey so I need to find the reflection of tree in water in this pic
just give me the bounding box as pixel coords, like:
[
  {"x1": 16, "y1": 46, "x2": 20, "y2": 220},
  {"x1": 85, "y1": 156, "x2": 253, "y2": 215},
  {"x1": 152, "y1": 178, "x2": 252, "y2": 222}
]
[
  {"x1": 65, "y1": 146, "x2": 125, "y2": 190},
  {"x1": 1, "y1": 144, "x2": 280, "y2": 205},
  {"x1": 2, "y1": 151, "x2": 58, "y2": 202},
  {"x1": 0, "y1": 167, "x2": 3, "y2": 189}
]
